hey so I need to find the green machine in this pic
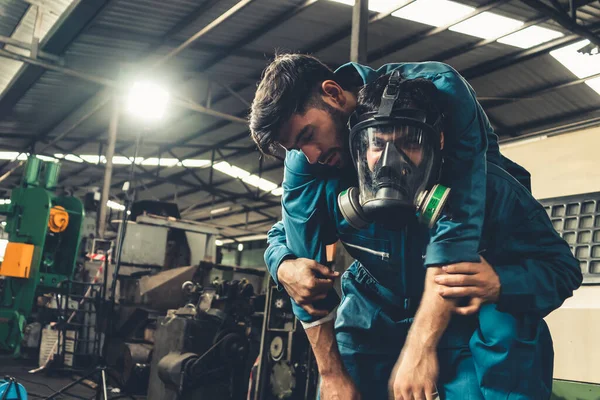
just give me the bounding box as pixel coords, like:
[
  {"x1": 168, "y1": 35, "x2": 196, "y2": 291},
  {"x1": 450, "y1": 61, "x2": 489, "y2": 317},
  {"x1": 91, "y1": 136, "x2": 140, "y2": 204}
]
[{"x1": 0, "y1": 156, "x2": 84, "y2": 354}]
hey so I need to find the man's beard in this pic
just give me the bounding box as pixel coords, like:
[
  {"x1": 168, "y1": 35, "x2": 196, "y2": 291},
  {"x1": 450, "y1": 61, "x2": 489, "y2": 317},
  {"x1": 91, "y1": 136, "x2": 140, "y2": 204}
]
[{"x1": 319, "y1": 103, "x2": 350, "y2": 167}]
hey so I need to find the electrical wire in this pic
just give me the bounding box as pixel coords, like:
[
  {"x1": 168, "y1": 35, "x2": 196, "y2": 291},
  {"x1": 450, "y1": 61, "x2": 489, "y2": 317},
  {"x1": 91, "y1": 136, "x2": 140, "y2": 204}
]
[
  {"x1": 6, "y1": 376, "x2": 59, "y2": 393},
  {"x1": 25, "y1": 392, "x2": 46, "y2": 399},
  {"x1": 86, "y1": 393, "x2": 139, "y2": 400}
]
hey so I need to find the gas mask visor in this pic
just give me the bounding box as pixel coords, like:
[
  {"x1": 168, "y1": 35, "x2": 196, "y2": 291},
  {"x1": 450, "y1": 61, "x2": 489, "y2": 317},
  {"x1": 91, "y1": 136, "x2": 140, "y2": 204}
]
[{"x1": 339, "y1": 82, "x2": 450, "y2": 230}]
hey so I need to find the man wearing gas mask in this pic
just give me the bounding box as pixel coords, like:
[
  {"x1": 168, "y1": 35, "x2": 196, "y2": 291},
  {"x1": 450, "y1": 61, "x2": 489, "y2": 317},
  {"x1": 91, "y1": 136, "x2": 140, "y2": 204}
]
[
  {"x1": 333, "y1": 72, "x2": 580, "y2": 399},
  {"x1": 249, "y1": 54, "x2": 581, "y2": 399},
  {"x1": 339, "y1": 72, "x2": 450, "y2": 231}
]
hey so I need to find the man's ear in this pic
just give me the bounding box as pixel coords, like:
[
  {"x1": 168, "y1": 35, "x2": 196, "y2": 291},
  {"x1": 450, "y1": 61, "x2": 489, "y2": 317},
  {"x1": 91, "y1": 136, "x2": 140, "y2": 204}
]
[{"x1": 321, "y1": 80, "x2": 346, "y2": 107}]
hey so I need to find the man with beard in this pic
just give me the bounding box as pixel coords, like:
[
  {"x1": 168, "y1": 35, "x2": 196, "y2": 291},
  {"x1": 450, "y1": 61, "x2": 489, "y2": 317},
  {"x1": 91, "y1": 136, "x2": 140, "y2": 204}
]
[{"x1": 249, "y1": 54, "x2": 580, "y2": 399}]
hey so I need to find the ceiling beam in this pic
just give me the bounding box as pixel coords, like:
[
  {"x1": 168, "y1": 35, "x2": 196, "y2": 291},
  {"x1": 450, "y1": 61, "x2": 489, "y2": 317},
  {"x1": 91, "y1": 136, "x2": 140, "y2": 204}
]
[
  {"x1": 520, "y1": 0, "x2": 600, "y2": 47},
  {"x1": 195, "y1": 205, "x2": 279, "y2": 223},
  {"x1": 0, "y1": 0, "x2": 109, "y2": 119},
  {"x1": 461, "y1": 21, "x2": 600, "y2": 80},
  {"x1": 227, "y1": 217, "x2": 277, "y2": 229}
]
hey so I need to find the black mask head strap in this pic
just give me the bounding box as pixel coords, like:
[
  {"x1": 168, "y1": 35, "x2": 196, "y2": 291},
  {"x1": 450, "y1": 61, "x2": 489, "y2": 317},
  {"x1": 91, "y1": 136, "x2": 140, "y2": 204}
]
[{"x1": 377, "y1": 70, "x2": 403, "y2": 118}]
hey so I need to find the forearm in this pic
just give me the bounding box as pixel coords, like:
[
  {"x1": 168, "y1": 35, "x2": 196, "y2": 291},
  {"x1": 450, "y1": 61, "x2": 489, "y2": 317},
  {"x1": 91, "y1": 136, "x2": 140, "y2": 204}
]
[
  {"x1": 304, "y1": 320, "x2": 347, "y2": 377},
  {"x1": 406, "y1": 268, "x2": 457, "y2": 349}
]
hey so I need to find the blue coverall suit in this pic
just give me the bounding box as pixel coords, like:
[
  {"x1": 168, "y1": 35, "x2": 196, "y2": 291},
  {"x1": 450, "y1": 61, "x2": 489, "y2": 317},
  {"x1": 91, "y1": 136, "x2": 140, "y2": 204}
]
[
  {"x1": 267, "y1": 153, "x2": 581, "y2": 399},
  {"x1": 263, "y1": 62, "x2": 582, "y2": 398}
]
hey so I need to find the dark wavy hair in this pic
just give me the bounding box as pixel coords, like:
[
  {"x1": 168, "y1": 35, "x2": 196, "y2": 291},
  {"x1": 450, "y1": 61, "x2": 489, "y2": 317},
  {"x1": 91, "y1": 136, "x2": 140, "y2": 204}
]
[{"x1": 249, "y1": 53, "x2": 353, "y2": 158}]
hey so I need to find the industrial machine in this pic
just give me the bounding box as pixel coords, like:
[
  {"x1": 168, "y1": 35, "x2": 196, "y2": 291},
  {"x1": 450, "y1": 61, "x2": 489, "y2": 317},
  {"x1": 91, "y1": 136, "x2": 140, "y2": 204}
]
[
  {"x1": 0, "y1": 156, "x2": 84, "y2": 354},
  {"x1": 148, "y1": 276, "x2": 257, "y2": 400},
  {"x1": 252, "y1": 279, "x2": 319, "y2": 400},
  {"x1": 117, "y1": 202, "x2": 219, "y2": 270}
]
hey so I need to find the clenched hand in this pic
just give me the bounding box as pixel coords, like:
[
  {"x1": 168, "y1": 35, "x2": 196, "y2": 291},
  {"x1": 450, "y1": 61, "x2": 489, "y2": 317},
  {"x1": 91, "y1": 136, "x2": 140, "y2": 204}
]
[
  {"x1": 389, "y1": 345, "x2": 438, "y2": 400},
  {"x1": 277, "y1": 258, "x2": 340, "y2": 317}
]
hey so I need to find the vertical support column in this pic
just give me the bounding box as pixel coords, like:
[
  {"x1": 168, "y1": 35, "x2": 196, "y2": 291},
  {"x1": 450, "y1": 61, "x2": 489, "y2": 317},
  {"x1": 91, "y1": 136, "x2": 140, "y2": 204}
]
[
  {"x1": 156, "y1": 148, "x2": 161, "y2": 178},
  {"x1": 206, "y1": 82, "x2": 213, "y2": 109},
  {"x1": 97, "y1": 96, "x2": 119, "y2": 238},
  {"x1": 256, "y1": 156, "x2": 263, "y2": 199},
  {"x1": 350, "y1": 0, "x2": 369, "y2": 63},
  {"x1": 209, "y1": 149, "x2": 216, "y2": 185},
  {"x1": 31, "y1": 5, "x2": 43, "y2": 59},
  {"x1": 97, "y1": 142, "x2": 104, "y2": 165}
]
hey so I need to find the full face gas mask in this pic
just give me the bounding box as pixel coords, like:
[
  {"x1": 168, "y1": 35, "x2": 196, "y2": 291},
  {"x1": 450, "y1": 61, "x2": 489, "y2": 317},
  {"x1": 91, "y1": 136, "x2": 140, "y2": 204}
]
[{"x1": 338, "y1": 71, "x2": 450, "y2": 230}]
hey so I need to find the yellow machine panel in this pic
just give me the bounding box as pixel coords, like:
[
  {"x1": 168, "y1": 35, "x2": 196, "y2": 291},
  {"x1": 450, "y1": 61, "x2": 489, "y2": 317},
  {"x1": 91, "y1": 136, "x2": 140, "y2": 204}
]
[{"x1": 0, "y1": 242, "x2": 34, "y2": 278}]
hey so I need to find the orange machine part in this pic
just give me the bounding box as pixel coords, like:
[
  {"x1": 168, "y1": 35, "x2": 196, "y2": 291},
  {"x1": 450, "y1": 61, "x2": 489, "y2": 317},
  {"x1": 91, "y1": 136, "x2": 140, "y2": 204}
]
[
  {"x1": 48, "y1": 205, "x2": 69, "y2": 233},
  {"x1": 0, "y1": 242, "x2": 34, "y2": 278}
]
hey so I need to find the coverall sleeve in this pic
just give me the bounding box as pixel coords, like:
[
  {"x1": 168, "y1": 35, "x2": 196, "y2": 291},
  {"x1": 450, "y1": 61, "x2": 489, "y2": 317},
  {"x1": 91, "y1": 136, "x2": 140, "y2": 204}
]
[
  {"x1": 263, "y1": 220, "x2": 295, "y2": 289},
  {"x1": 278, "y1": 151, "x2": 340, "y2": 323},
  {"x1": 425, "y1": 65, "x2": 487, "y2": 267},
  {"x1": 493, "y1": 209, "x2": 583, "y2": 317}
]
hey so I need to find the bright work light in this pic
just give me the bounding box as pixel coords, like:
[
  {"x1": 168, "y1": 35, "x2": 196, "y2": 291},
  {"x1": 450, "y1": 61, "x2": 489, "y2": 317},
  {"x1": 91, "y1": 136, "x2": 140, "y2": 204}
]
[{"x1": 126, "y1": 81, "x2": 170, "y2": 121}]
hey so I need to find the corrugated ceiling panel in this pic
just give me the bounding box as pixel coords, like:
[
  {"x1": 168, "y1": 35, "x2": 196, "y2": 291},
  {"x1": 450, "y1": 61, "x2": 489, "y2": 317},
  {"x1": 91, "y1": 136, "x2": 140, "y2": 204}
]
[
  {"x1": 373, "y1": 29, "x2": 476, "y2": 67},
  {"x1": 204, "y1": 54, "x2": 270, "y2": 81},
  {"x1": 96, "y1": 0, "x2": 201, "y2": 37},
  {"x1": 489, "y1": 84, "x2": 600, "y2": 127},
  {"x1": 0, "y1": 0, "x2": 28, "y2": 37},
  {"x1": 446, "y1": 41, "x2": 518, "y2": 71},
  {"x1": 174, "y1": 0, "x2": 307, "y2": 48},
  {"x1": 469, "y1": 54, "x2": 578, "y2": 96},
  {"x1": 243, "y1": 1, "x2": 354, "y2": 54},
  {"x1": 10, "y1": 71, "x2": 98, "y2": 134},
  {"x1": 0, "y1": 138, "x2": 30, "y2": 151}
]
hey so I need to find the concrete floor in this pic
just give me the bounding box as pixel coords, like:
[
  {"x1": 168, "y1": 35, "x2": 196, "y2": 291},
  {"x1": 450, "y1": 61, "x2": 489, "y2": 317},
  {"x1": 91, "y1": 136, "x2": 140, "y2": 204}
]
[{"x1": 0, "y1": 358, "x2": 145, "y2": 400}]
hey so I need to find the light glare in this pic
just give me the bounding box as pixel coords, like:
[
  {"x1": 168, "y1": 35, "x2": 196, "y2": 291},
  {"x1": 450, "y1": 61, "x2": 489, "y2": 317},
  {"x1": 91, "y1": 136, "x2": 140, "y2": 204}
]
[
  {"x1": 498, "y1": 25, "x2": 563, "y2": 49},
  {"x1": 107, "y1": 200, "x2": 125, "y2": 211},
  {"x1": 393, "y1": 0, "x2": 474, "y2": 27},
  {"x1": 126, "y1": 81, "x2": 170, "y2": 121},
  {"x1": 450, "y1": 12, "x2": 523, "y2": 39}
]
